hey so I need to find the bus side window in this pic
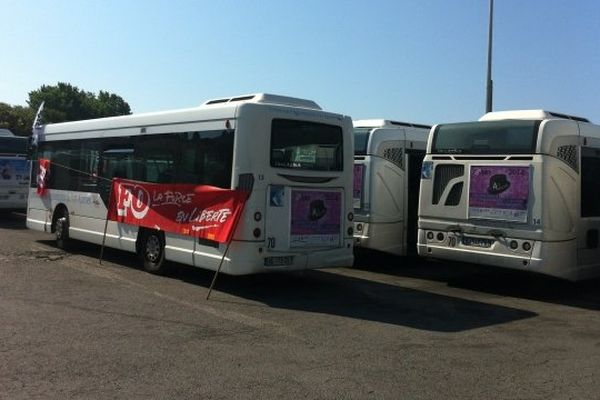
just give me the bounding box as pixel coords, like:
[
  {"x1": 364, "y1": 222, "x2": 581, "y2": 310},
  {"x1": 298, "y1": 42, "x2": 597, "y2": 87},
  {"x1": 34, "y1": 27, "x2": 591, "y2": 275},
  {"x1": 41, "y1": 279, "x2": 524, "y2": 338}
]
[
  {"x1": 98, "y1": 149, "x2": 135, "y2": 205},
  {"x1": 136, "y1": 134, "x2": 177, "y2": 183}
]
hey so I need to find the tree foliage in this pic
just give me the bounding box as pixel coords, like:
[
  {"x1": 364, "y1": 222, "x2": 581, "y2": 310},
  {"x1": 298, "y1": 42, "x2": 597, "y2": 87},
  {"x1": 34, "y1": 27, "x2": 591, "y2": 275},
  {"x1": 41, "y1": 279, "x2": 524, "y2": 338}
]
[
  {"x1": 0, "y1": 103, "x2": 34, "y2": 136},
  {"x1": 28, "y1": 82, "x2": 131, "y2": 124},
  {"x1": 0, "y1": 82, "x2": 132, "y2": 136}
]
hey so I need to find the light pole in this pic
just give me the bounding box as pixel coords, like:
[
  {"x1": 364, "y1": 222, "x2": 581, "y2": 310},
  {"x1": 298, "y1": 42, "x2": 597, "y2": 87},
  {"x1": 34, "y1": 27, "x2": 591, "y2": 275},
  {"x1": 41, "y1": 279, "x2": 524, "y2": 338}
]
[{"x1": 486, "y1": 0, "x2": 494, "y2": 113}]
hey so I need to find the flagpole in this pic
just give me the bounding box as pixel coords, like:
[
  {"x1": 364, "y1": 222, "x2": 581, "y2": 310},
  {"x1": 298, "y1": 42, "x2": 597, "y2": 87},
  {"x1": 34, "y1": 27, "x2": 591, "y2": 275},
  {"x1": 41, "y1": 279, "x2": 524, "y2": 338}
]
[
  {"x1": 99, "y1": 179, "x2": 113, "y2": 265},
  {"x1": 206, "y1": 190, "x2": 251, "y2": 300},
  {"x1": 206, "y1": 239, "x2": 233, "y2": 300},
  {"x1": 485, "y1": 0, "x2": 494, "y2": 113}
]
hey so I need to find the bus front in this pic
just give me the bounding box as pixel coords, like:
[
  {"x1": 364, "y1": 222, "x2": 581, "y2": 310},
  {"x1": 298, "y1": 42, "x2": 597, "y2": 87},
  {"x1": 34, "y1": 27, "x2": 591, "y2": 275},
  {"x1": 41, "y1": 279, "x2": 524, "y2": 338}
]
[{"x1": 418, "y1": 112, "x2": 583, "y2": 280}]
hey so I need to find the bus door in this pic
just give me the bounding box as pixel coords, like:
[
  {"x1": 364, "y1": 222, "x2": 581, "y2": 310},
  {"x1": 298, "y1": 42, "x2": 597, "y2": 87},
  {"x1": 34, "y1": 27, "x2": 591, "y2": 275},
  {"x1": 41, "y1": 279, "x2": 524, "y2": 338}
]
[
  {"x1": 577, "y1": 146, "x2": 600, "y2": 267},
  {"x1": 405, "y1": 149, "x2": 426, "y2": 256},
  {"x1": 369, "y1": 133, "x2": 405, "y2": 245}
]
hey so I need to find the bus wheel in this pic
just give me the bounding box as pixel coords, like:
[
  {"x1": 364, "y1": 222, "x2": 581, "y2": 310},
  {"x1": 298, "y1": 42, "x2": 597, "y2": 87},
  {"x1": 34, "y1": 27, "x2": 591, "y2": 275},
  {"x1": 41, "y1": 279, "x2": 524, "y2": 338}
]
[
  {"x1": 55, "y1": 210, "x2": 71, "y2": 250},
  {"x1": 139, "y1": 230, "x2": 167, "y2": 274}
]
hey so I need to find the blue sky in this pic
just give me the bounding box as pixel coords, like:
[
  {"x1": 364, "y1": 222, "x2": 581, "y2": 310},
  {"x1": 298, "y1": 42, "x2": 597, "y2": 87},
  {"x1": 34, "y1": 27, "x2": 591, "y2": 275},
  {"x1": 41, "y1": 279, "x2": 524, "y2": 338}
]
[{"x1": 1, "y1": 0, "x2": 599, "y2": 124}]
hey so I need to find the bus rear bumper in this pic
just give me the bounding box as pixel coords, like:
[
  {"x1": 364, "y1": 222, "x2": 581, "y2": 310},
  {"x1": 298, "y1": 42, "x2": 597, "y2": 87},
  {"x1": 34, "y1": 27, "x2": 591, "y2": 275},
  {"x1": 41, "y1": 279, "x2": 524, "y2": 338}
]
[
  {"x1": 202, "y1": 241, "x2": 355, "y2": 276},
  {"x1": 417, "y1": 229, "x2": 582, "y2": 280}
]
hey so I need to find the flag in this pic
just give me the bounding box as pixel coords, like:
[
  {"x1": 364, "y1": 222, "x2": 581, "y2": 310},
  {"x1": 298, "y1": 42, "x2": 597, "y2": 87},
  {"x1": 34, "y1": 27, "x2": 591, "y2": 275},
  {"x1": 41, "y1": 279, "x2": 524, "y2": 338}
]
[
  {"x1": 31, "y1": 101, "x2": 45, "y2": 147},
  {"x1": 107, "y1": 178, "x2": 250, "y2": 243},
  {"x1": 37, "y1": 158, "x2": 50, "y2": 196}
]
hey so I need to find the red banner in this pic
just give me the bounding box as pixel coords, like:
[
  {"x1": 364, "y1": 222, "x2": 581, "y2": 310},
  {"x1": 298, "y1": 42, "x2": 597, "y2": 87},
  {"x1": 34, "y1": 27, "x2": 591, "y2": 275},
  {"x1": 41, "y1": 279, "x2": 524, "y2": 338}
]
[
  {"x1": 37, "y1": 158, "x2": 50, "y2": 196},
  {"x1": 107, "y1": 178, "x2": 249, "y2": 243}
]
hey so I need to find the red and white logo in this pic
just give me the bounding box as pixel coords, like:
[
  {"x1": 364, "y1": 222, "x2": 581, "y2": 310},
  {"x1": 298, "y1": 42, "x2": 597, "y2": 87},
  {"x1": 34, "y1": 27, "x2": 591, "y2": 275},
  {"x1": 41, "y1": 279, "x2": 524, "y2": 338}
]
[
  {"x1": 115, "y1": 182, "x2": 150, "y2": 219},
  {"x1": 37, "y1": 158, "x2": 50, "y2": 196}
]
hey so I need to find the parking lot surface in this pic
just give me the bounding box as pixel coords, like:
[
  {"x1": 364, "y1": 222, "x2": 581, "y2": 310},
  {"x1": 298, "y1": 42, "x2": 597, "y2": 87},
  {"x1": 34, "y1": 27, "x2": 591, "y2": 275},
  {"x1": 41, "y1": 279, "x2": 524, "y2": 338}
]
[{"x1": 1, "y1": 212, "x2": 599, "y2": 399}]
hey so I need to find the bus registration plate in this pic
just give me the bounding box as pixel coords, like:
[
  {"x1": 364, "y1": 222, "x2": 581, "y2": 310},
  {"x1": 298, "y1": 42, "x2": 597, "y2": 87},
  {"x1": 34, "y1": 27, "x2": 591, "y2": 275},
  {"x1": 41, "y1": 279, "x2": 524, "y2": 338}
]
[
  {"x1": 461, "y1": 236, "x2": 494, "y2": 248},
  {"x1": 264, "y1": 256, "x2": 295, "y2": 267}
]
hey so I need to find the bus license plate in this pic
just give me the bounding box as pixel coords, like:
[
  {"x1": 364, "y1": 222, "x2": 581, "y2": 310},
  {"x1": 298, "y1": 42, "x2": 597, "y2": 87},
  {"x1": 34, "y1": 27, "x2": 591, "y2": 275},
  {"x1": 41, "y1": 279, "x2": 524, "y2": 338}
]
[
  {"x1": 461, "y1": 236, "x2": 494, "y2": 248},
  {"x1": 264, "y1": 256, "x2": 295, "y2": 267}
]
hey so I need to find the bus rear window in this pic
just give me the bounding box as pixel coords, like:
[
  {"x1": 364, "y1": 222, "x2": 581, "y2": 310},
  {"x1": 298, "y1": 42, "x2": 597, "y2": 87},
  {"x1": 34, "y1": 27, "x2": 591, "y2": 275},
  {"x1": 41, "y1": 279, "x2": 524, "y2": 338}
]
[
  {"x1": 0, "y1": 137, "x2": 28, "y2": 155},
  {"x1": 353, "y1": 128, "x2": 370, "y2": 155},
  {"x1": 271, "y1": 119, "x2": 343, "y2": 171},
  {"x1": 432, "y1": 120, "x2": 540, "y2": 155}
]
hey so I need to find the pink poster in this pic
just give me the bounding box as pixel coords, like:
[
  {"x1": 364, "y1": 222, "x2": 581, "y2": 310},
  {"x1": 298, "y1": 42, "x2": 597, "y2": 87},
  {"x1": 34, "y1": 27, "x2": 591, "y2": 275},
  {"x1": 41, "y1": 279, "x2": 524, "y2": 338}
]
[
  {"x1": 290, "y1": 190, "x2": 341, "y2": 247},
  {"x1": 468, "y1": 165, "x2": 530, "y2": 222}
]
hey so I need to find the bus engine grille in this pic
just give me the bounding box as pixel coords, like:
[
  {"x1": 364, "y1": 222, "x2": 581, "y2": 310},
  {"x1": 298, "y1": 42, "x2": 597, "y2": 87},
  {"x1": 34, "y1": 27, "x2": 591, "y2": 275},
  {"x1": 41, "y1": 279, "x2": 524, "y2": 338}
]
[{"x1": 432, "y1": 164, "x2": 465, "y2": 205}]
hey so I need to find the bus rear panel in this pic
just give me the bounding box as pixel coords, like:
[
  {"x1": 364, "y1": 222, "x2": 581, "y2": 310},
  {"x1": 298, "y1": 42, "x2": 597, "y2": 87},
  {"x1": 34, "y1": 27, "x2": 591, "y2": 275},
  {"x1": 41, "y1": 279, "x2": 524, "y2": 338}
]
[{"x1": 418, "y1": 110, "x2": 600, "y2": 281}]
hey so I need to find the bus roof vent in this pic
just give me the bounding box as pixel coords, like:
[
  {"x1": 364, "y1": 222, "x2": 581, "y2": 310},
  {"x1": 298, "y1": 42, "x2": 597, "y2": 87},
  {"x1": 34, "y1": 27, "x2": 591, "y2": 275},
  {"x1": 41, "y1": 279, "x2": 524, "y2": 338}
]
[
  {"x1": 0, "y1": 129, "x2": 15, "y2": 137},
  {"x1": 202, "y1": 93, "x2": 321, "y2": 110},
  {"x1": 479, "y1": 110, "x2": 590, "y2": 123},
  {"x1": 353, "y1": 119, "x2": 431, "y2": 129}
]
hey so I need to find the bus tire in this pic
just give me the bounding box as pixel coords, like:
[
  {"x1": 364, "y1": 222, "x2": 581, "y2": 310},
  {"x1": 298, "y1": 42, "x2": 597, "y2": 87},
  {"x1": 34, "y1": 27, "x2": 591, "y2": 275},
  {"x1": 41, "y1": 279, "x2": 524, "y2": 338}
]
[
  {"x1": 139, "y1": 230, "x2": 167, "y2": 274},
  {"x1": 54, "y1": 209, "x2": 71, "y2": 250}
]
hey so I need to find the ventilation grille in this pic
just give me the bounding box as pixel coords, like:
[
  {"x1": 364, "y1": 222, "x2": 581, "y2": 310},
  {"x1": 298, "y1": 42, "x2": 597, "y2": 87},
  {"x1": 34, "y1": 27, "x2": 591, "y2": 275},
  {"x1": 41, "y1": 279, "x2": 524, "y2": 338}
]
[
  {"x1": 445, "y1": 182, "x2": 464, "y2": 206},
  {"x1": 433, "y1": 165, "x2": 465, "y2": 205},
  {"x1": 556, "y1": 145, "x2": 578, "y2": 171},
  {"x1": 382, "y1": 147, "x2": 404, "y2": 168}
]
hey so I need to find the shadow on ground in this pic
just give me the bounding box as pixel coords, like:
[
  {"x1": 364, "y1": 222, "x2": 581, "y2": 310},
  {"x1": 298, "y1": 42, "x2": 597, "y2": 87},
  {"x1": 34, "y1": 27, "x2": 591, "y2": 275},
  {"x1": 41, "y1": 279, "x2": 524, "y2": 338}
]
[
  {"x1": 354, "y1": 249, "x2": 600, "y2": 312},
  {"x1": 0, "y1": 211, "x2": 28, "y2": 230},
  {"x1": 34, "y1": 238, "x2": 538, "y2": 333}
]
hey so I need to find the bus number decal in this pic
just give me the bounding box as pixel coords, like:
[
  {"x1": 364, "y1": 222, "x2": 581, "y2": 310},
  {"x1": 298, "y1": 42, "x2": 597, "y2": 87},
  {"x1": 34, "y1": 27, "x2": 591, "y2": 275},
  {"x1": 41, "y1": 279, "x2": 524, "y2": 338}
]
[{"x1": 267, "y1": 237, "x2": 276, "y2": 249}]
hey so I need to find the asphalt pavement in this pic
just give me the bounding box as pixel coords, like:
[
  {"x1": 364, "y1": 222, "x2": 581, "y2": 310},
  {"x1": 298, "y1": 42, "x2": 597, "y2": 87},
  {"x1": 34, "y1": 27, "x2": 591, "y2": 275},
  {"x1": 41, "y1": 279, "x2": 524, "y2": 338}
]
[{"x1": 1, "y1": 211, "x2": 599, "y2": 399}]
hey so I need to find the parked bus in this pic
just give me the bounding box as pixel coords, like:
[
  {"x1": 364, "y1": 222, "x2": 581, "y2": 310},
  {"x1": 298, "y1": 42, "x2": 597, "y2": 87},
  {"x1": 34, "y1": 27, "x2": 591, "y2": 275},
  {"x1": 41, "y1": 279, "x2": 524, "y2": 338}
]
[
  {"x1": 418, "y1": 110, "x2": 600, "y2": 281},
  {"x1": 0, "y1": 129, "x2": 29, "y2": 211},
  {"x1": 353, "y1": 119, "x2": 431, "y2": 256},
  {"x1": 27, "y1": 94, "x2": 355, "y2": 274}
]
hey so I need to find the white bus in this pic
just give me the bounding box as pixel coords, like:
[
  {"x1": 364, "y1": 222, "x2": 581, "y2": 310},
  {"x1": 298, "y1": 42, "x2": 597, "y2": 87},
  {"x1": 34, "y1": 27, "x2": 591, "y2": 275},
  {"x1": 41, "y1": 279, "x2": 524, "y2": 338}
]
[
  {"x1": 418, "y1": 110, "x2": 600, "y2": 281},
  {"x1": 0, "y1": 129, "x2": 29, "y2": 211},
  {"x1": 353, "y1": 119, "x2": 431, "y2": 256},
  {"x1": 27, "y1": 94, "x2": 355, "y2": 275}
]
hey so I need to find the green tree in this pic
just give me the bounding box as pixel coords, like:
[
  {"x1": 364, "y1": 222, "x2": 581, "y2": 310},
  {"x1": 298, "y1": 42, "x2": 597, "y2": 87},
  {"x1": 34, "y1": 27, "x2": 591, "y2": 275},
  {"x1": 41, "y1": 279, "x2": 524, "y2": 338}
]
[
  {"x1": 0, "y1": 102, "x2": 34, "y2": 136},
  {"x1": 27, "y1": 82, "x2": 131, "y2": 124},
  {"x1": 95, "y1": 90, "x2": 132, "y2": 117},
  {"x1": 0, "y1": 83, "x2": 132, "y2": 136}
]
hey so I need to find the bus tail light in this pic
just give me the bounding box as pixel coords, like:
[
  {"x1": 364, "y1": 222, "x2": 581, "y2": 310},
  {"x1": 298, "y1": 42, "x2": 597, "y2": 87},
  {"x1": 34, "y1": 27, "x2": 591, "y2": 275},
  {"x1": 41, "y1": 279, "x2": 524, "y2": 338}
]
[
  {"x1": 522, "y1": 242, "x2": 531, "y2": 251},
  {"x1": 253, "y1": 228, "x2": 261, "y2": 238},
  {"x1": 347, "y1": 212, "x2": 354, "y2": 221},
  {"x1": 510, "y1": 240, "x2": 519, "y2": 250},
  {"x1": 347, "y1": 227, "x2": 354, "y2": 236},
  {"x1": 254, "y1": 211, "x2": 262, "y2": 222},
  {"x1": 427, "y1": 231, "x2": 434, "y2": 240}
]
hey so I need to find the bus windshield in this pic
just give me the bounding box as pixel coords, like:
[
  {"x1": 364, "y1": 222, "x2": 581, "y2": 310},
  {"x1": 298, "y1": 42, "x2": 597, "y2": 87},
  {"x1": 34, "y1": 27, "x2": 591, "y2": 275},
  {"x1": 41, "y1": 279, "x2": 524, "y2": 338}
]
[
  {"x1": 270, "y1": 119, "x2": 343, "y2": 171},
  {"x1": 432, "y1": 120, "x2": 540, "y2": 155},
  {"x1": 0, "y1": 137, "x2": 28, "y2": 155},
  {"x1": 353, "y1": 128, "x2": 370, "y2": 155}
]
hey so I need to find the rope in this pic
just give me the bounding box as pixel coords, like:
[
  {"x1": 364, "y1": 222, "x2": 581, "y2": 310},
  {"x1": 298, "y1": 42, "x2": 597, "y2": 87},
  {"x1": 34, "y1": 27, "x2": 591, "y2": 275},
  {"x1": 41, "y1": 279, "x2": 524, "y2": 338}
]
[{"x1": 38, "y1": 159, "x2": 119, "y2": 183}]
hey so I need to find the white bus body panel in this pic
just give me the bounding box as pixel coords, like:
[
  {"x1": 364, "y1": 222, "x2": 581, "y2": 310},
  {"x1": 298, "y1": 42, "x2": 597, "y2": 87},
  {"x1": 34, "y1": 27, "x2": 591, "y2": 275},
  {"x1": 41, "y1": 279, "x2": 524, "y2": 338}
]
[
  {"x1": 27, "y1": 96, "x2": 354, "y2": 275},
  {"x1": 353, "y1": 122, "x2": 429, "y2": 256}
]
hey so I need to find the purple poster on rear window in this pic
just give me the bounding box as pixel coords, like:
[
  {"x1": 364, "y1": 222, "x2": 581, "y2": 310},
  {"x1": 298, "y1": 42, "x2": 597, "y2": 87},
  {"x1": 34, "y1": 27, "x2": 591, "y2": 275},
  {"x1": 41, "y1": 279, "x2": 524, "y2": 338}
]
[
  {"x1": 468, "y1": 165, "x2": 530, "y2": 222},
  {"x1": 353, "y1": 164, "x2": 364, "y2": 209},
  {"x1": 290, "y1": 190, "x2": 341, "y2": 247}
]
